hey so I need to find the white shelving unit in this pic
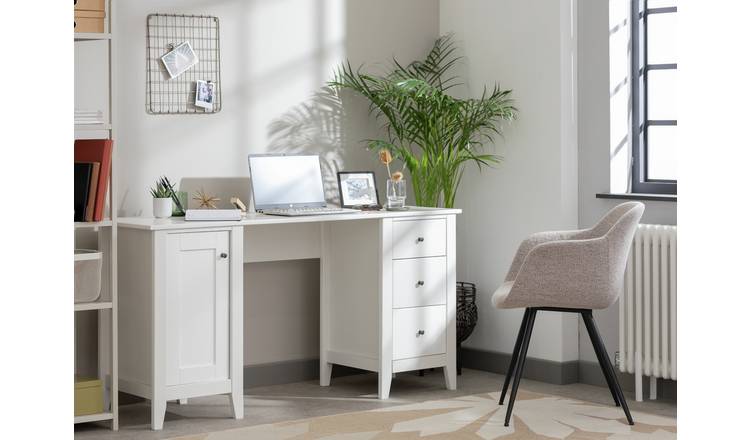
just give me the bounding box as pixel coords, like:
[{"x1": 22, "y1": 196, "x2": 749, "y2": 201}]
[
  {"x1": 75, "y1": 220, "x2": 113, "y2": 230},
  {"x1": 74, "y1": 0, "x2": 118, "y2": 431},
  {"x1": 74, "y1": 412, "x2": 115, "y2": 425},
  {"x1": 75, "y1": 32, "x2": 112, "y2": 41}
]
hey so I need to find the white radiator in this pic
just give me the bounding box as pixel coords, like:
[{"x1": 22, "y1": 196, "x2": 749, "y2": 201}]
[{"x1": 618, "y1": 224, "x2": 677, "y2": 402}]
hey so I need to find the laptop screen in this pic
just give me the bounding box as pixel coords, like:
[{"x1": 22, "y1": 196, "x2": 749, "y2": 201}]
[{"x1": 248, "y1": 154, "x2": 327, "y2": 210}]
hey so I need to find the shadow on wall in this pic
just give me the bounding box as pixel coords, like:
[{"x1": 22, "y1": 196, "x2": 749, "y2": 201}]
[
  {"x1": 179, "y1": 177, "x2": 252, "y2": 210},
  {"x1": 267, "y1": 86, "x2": 349, "y2": 205}
]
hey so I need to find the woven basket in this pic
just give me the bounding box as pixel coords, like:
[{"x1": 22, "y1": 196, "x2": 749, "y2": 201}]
[{"x1": 456, "y1": 281, "x2": 478, "y2": 345}]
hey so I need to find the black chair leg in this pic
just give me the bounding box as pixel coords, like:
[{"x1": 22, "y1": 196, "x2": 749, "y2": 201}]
[
  {"x1": 499, "y1": 308, "x2": 531, "y2": 405},
  {"x1": 580, "y1": 311, "x2": 621, "y2": 407},
  {"x1": 582, "y1": 310, "x2": 634, "y2": 426},
  {"x1": 504, "y1": 308, "x2": 537, "y2": 427}
]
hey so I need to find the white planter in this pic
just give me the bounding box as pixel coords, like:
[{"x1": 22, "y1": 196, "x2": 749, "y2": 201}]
[{"x1": 153, "y1": 198, "x2": 172, "y2": 218}]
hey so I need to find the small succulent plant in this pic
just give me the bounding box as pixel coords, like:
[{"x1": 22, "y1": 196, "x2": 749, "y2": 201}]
[{"x1": 149, "y1": 176, "x2": 185, "y2": 214}]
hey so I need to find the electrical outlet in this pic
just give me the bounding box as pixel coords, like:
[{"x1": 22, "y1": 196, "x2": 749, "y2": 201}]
[{"x1": 614, "y1": 351, "x2": 621, "y2": 368}]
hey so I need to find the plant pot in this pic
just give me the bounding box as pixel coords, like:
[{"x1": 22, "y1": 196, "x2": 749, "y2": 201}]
[
  {"x1": 172, "y1": 191, "x2": 188, "y2": 216},
  {"x1": 153, "y1": 198, "x2": 172, "y2": 218}
]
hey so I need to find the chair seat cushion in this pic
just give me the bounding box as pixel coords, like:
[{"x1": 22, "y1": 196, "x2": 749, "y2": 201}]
[{"x1": 491, "y1": 281, "x2": 515, "y2": 309}]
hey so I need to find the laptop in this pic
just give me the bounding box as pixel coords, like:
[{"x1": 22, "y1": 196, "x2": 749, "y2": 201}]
[{"x1": 248, "y1": 154, "x2": 357, "y2": 216}]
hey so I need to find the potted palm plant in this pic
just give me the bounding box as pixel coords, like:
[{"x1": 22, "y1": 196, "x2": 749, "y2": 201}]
[{"x1": 330, "y1": 35, "x2": 517, "y2": 208}]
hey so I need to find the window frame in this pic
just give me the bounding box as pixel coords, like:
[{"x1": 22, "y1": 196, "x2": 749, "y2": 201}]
[{"x1": 631, "y1": 0, "x2": 677, "y2": 195}]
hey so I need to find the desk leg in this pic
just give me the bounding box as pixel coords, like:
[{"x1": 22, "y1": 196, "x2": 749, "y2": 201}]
[
  {"x1": 444, "y1": 214, "x2": 457, "y2": 391},
  {"x1": 378, "y1": 369, "x2": 392, "y2": 400},
  {"x1": 229, "y1": 392, "x2": 244, "y2": 419},
  {"x1": 378, "y1": 218, "x2": 394, "y2": 400},
  {"x1": 230, "y1": 226, "x2": 244, "y2": 418},
  {"x1": 151, "y1": 398, "x2": 166, "y2": 431},
  {"x1": 152, "y1": 232, "x2": 167, "y2": 430},
  {"x1": 320, "y1": 361, "x2": 333, "y2": 387},
  {"x1": 320, "y1": 223, "x2": 333, "y2": 387},
  {"x1": 443, "y1": 364, "x2": 457, "y2": 391}
]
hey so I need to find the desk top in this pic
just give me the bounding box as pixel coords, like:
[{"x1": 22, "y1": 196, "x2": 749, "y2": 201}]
[{"x1": 118, "y1": 207, "x2": 461, "y2": 231}]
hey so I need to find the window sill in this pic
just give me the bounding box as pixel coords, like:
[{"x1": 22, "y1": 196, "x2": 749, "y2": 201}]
[{"x1": 596, "y1": 192, "x2": 677, "y2": 202}]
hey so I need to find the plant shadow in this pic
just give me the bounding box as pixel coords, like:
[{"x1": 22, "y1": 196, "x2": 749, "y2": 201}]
[{"x1": 267, "y1": 86, "x2": 353, "y2": 205}]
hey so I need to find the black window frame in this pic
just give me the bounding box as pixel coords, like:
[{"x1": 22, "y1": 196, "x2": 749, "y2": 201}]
[{"x1": 631, "y1": 0, "x2": 677, "y2": 195}]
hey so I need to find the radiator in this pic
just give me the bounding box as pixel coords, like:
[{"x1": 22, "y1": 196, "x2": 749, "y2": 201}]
[{"x1": 618, "y1": 224, "x2": 677, "y2": 402}]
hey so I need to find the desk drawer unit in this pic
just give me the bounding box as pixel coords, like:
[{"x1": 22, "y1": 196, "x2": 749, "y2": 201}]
[
  {"x1": 393, "y1": 305, "x2": 447, "y2": 359},
  {"x1": 392, "y1": 257, "x2": 447, "y2": 308},
  {"x1": 392, "y1": 218, "x2": 446, "y2": 259}
]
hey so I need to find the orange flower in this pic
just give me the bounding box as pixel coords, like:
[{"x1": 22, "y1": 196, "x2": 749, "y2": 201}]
[
  {"x1": 378, "y1": 148, "x2": 393, "y2": 165},
  {"x1": 391, "y1": 171, "x2": 404, "y2": 182}
]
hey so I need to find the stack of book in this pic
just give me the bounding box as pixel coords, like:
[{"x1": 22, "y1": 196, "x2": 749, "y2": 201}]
[
  {"x1": 75, "y1": 109, "x2": 105, "y2": 125},
  {"x1": 74, "y1": 139, "x2": 113, "y2": 222}
]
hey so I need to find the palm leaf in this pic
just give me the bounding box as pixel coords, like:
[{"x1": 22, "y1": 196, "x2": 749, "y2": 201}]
[{"x1": 329, "y1": 34, "x2": 517, "y2": 207}]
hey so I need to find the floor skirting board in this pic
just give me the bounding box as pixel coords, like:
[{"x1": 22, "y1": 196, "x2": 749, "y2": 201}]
[
  {"x1": 243, "y1": 359, "x2": 366, "y2": 389},
  {"x1": 460, "y1": 347, "x2": 579, "y2": 385},
  {"x1": 459, "y1": 347, "x2": 676, "y2": 402},
  {"x1": 120, "y1": 354, "x2": 675, "y2": 403}
]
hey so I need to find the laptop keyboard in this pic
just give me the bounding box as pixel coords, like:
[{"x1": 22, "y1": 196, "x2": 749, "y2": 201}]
[{"x1": 261, "y1": 206, "x2": 348, "y2": 216}]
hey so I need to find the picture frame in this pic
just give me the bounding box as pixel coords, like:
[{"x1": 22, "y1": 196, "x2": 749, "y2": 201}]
[{"x1": 337, "y1": 171, "x2": 380, "y2": 209}]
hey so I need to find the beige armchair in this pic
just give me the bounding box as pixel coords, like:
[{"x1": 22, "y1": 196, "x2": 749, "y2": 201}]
[{"x1": 492, "y1": 202, "x2": 644, "y2": 427}]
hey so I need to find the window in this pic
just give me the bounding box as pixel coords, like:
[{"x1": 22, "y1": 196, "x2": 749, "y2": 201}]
[{"x1": 631, "y1": 0, "x2": 677, "y2": 194}]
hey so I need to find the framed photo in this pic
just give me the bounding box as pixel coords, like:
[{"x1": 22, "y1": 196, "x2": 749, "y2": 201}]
[
  {"x1": 161, "y1": 41, "x2": 199, "y2": 79},
  {"x1": 195, "y1": 80, "x2": 215, "y2": 110},
  {"x1": 337, "y1": 171, "x2": 380, "y2": 209}
]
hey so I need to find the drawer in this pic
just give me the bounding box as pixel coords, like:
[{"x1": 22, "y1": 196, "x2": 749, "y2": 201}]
[
  {"x1": 392, "y1": 219, "x2": 446, "y2": 259},
  {"x1": 393, "y1": 257, "x2": 446, "y2": 308},
  {"x1": 393, "y1": 305, "x2": 446, "y2": 360}
]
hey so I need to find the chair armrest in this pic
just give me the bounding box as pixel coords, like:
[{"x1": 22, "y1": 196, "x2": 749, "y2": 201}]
[
  {"x1": 503, "y1": 237, "x2": 613, "y2": 310},
  {"x1": 505, "y1": 229, "x2": 590, "y2": 282}
]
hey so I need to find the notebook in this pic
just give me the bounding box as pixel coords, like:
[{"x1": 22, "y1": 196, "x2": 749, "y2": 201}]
[
  {"x1": 74, "y1": 163, "x2": 93, "y2": 222},
  {"x1": 185, "y1": 209, "x2": 242, "y2": 221}
]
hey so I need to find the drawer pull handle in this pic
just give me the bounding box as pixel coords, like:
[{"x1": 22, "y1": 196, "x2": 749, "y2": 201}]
[
  {"x1": 416, "y1": 237, "x2": 425, "y2": 243},
  {"x1": 416, "y1": 280, "x2": 425, "y2": 287},
  {"x1": 220, "y1": 252, "x2": 228, "y2": 259},
  {"x1": 416, "y1": 330, "x2": 425, "y2": 337}
]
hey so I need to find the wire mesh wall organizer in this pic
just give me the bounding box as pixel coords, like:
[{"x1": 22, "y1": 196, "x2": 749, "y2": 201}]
[{"x1": 146, "y1": 14, "x2": 222, "y2": 114}]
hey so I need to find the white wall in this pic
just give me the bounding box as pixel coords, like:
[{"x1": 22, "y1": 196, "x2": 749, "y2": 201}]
[
  {"x1": 440, "y1": 0, "x2": 580, "y2": 363},
  {"x1": 84, "y1": 0, "x2": 670, "y2": 372},
  {"x1": 110, "y1": 0, "x2": 439, "y2": 366},
  {"x1": 577, "y1": 0, "x2": 677, "y2": 363}
]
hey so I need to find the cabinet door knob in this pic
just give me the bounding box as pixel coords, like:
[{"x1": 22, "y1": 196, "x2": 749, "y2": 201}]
[
  {"x1": 417, "y1": 330, "x2": 425, "y2": 336},
  {"x1": 416, "y1": 280, "x2": 425, "y2": 287},
  {"x1": 416, "y1": 237, "x2": 425, "y2": 243},
  {"x1": 220, "y1": 252, "x2": 228, "y2": 259}
]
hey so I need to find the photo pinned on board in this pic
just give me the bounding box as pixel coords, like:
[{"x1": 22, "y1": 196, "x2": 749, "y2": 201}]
[{"x1": 195, "y1": 80, "x2": 215, "y2": 111}]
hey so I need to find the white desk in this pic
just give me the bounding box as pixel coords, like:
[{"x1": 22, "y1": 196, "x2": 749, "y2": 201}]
[{"x1": 118, "y1": 207, "x2": 460, "y2": 430}]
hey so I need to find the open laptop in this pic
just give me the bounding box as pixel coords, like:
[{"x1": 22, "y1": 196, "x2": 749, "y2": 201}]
[{"x1": 248, "y1": 154, "x2": 357, "y2": 216}]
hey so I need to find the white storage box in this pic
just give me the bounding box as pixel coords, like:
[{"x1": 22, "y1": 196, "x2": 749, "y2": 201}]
[{"x1": 74, "y1": 249, "x2": 102, "y2": 303}]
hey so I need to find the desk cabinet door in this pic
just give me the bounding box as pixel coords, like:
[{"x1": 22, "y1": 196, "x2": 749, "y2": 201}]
[{"x1": 165, "y1": 231, "x2": 230, "y2": 386}]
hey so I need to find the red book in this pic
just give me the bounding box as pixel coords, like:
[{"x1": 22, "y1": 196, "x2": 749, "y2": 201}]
[{"x1": 74, "y1": 139, "x2": 113, "y2": 222}]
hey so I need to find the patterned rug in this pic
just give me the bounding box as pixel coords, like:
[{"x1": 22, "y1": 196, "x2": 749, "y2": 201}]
[{"x1": 172, "y1": 390, "x2": 676, "y2": 439}]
